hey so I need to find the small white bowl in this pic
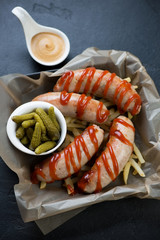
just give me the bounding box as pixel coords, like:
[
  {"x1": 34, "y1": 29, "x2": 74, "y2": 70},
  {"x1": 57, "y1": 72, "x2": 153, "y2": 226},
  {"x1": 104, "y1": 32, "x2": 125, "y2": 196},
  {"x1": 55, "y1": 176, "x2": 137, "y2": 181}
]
[{"x1": 6, "y1": 101, "x2": 67, "y2": 155}]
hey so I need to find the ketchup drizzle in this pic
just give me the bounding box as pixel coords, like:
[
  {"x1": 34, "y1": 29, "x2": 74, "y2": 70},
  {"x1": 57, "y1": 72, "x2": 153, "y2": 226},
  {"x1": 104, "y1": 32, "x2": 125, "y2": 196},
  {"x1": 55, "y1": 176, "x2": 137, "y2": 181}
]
[
  {"x1": 58, "y1": 68, "x2": 141, "y2": 115},
  {"x1": 107, "y1": 142, "x2": 119, "y2": 177},
  {"x1": 92, "y1": 70, "x2": 109, "y2": 93},
  {"x1": 113, "y1": 118, "x2": 135, "y2": 132},
  {"x1": 102, "y1": 152, "x2": 115, "y2": 181},
  {"x1": 103, "y1": 73, "x2": 116, "y2": 97},
  {"x1": 74, "y1": 67, "x2": 95, "y2": 93},
  {"x1": 60, "y1": 91, "x2": 72, "y2": 105},
  {"x1": 97, "y1": 102, "x2": 110, "y2": 123},
  {"x1": 77, "y1": 94, "x2": 92, "y2": 118},
  {"x1": 59, "y1": 91, "x2": 108, "y2": 123},
  {"x1": 58, "y1": 71, "x2": 74, "y2": 92},
  {"x1": 32, "y1": 126, "x2": 99, "y2": 183}
]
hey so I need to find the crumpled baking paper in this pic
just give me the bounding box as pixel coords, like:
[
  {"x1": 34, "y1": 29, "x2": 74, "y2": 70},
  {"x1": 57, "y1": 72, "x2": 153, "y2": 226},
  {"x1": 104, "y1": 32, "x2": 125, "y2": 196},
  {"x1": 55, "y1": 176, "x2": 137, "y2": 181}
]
[{"x1": 1, "y1": 47, "x2": 160, "y2": 235}]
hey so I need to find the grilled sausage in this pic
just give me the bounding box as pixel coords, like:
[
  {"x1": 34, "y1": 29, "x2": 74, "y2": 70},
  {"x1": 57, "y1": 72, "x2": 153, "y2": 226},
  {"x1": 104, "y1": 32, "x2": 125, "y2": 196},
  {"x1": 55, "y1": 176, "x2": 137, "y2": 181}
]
[
  {"x1": 31, "y1": 125, "x2": 104, "y2": 183},
  {"x1": 78, "y1": 116, "x2": 135, "y2": 193},
  {"x1": 53, "y1": 68, "x2": 141, "y2": 115},
  {"x1": 32, "y1": 91, "x2": 110, "y2": 124}
]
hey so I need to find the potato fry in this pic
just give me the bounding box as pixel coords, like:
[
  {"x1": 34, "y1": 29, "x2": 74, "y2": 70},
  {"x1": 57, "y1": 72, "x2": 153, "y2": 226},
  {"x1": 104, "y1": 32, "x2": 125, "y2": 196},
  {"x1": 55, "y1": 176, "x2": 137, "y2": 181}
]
[
  {"x1": 133, "y1": 143, "x2": 145, "y2": 164},
  {"x1": 72, "y1": 128, "x2": 82, "y2": 137},
  {"x1": 67, "y1": 123, "x2": 87, "y2": 128},
  {"x1": 132, "y1": 161, "x2": 141, "y2": 175},
  {"x1": 64, "y1": 177, "x2": 75, "y2": 195},
  {"x1": 123, "y1": 161, "x2": 131, "y2": 184},
  {"x1": 130, "y1": 159, "x2": 145, "y2": 177},
  {"x1": 124, "y1": 77, "x2": 131, "y2": 82},
  {"x1": 128, "y1": 112, "x2": 133, "y2": 120},
  {"x1": 133, "y1": 85, "x2": 138, "y2": 89},
  {"x1": 40, "y1": 181, "x2": 47, "y2": 189}
]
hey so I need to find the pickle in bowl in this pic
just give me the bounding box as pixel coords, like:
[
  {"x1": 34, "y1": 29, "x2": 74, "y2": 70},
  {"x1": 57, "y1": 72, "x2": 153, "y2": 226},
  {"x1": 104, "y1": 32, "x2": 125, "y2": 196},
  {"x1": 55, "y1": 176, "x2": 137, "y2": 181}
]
[
  {"x1": 12, "y1": 106, "x2": 61, "y2": 154},
  {"x1": 6, "y1": 101, "x2": 67, "y2": 156}
]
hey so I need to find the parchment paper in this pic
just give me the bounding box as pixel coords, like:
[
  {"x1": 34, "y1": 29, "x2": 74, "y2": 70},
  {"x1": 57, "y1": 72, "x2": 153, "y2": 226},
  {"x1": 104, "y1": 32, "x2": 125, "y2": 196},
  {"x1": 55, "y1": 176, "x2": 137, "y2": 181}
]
[{"x1": 1, "y1": 47, "x2": 160, "y2": 234}]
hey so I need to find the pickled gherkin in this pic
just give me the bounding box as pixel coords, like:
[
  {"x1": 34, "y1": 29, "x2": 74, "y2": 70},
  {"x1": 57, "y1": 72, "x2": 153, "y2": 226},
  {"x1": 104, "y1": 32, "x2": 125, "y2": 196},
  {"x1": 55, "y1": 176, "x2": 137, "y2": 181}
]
[
  {"x1": 29, "y1": 122, "x2": 42, "y2": 150},
  {"x1": 21, "y1": 136, "x2": 29, "y2": 145},
  {"x1": 22, "y1": 119, "x2": 35, "y2": 128},
  {"x1": 16, "y1": 126, "x2": 25, "y2": 139},
  {"x1": 12, "y1": 113, "x2": 34, "y2": 123},
  {"x1": 35, "y1": 141, "x2": 56, "y2": 154},
  {"x1": 26, "y1": 127, "x2": 34, "y2": 141},
  {"x1": 36, "y1": 108, "x2": 60, "y2": 141},
  {"x1": 33, "y1": 113, "x2": 46, "y2": 136},
  {"x1": 48, "y1": 106, "x2": 60, "y2": 131}
]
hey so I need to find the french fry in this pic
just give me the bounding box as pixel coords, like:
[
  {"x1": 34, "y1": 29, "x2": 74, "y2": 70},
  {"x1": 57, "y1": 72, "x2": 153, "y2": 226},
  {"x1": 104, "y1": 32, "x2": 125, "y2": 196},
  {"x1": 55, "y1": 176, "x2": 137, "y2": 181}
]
[
  {"x1": 124, "y1": 77, "x2": 131, "y2": 82},
  {"x1": 72, "y1": 128, "x2": 82, "y2": 137},
  {"x1": 40, "y1": 181, "x2": 47, "y2": 189},
  {"x1": 123, "y1": 161, "x2": 131, "y2": 184},
  {"x1": 133, "y1": 143, "x2": 145, "y2": 164},
  {"x1": 128, "y1": 112, "x2": 133, "y2": 120},
  {"x1": 133, "y1": 161, "x2": 141, "y2": 175},
  {"x1": 131, "y1": 153, "x2": 138, "y2": 159},
  {"x1": 64, "y1": 177, "x2": 75, "y2": 195},
  {"x1": 130, "y1": 158, "x2": 145, "y2": 177}
]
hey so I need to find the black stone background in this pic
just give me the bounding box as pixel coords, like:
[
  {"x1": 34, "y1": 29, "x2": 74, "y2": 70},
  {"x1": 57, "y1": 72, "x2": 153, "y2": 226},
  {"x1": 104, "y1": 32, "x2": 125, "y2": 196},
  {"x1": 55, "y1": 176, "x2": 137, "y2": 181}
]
[{"x1": 0, "y1": 0, "x2": 160, "y2": 239}]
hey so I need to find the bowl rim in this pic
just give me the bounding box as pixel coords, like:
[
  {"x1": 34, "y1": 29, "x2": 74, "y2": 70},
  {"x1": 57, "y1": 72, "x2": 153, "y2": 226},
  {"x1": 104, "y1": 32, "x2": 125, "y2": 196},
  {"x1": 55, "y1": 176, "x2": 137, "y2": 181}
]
[{"x1": 6, "y1": 101, "x2": 67, "y2": 156}]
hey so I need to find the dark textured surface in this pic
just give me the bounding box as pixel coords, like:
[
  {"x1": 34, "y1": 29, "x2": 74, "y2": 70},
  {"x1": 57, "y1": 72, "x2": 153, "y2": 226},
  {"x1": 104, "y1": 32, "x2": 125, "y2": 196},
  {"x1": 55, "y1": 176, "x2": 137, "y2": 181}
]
[{"x1": 1, "y1": 0, "x2": 160, "y2": 239}]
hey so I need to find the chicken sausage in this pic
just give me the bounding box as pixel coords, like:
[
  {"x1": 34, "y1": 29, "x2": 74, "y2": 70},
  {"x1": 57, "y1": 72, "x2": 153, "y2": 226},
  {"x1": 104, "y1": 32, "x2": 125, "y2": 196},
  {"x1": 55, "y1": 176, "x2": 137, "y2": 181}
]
[
  {"x1": 77, "y1": 116, "x2": 135, "y2": 193},
  {"x1": 32, "y1": 91, "x2": 110, "y2": 124},
  {"x1": 53, "y1": 67, "x2": 141, "y2": 115},
  {"x1": 31, "y1": 125, "x2": 104, "y2": 184}
]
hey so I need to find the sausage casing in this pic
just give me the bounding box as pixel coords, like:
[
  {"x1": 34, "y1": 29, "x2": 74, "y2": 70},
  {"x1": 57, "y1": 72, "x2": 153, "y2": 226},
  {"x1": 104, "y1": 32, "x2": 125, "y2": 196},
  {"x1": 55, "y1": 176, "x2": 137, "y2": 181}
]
[
  {"x1": 32, "y1": 91, "x2": 109, "y2": 124},
  {"x1": 78, "y1": 116, "x2": 135, "y2": 193},
  {"x1": 53, "y1": 68, "x2": 141, "y2": 115},
  {"x1": 31, "y1": 124, "x2": 104, "y2": 183}
]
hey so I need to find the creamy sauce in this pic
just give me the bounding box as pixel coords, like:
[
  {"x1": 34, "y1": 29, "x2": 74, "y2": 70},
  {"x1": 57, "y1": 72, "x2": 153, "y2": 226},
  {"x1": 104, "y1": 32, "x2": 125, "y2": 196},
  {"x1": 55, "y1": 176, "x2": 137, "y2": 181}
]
[{"x1": 31, "y1": 32, "x2": 65, "y2": 63}]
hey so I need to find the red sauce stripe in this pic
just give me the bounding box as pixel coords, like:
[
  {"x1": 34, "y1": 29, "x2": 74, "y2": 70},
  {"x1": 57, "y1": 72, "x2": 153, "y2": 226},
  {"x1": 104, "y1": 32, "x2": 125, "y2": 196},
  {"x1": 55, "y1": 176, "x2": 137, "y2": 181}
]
[
  {"x1": 113, "y1": 118, "x2": 135, "y2": 132},
  {"x1": 68, "y1": 145, "x2": 79, "y2": 172},
  {"x1": 31, "y1": 167, "x2": 46, "y2": 184},
  {"x1": 87, "y1": 126, "x2": 99, "y2": 151},
  {"x1": 92, "y1": 70, "x2": 109, "y2": 93},
  {"x1": 103, "y1": 73, "x2": 116, "y2": 97},
  {"x1": 49, "y1": 153, "x2": 61, "y2": 180},
  {"x1": 116, "y1": 82, "x2": 131, "y2": 111},
  {"x1": 123, "y1": 93, "x2": 142, "y2": 115},
  {"x1": 75, "y1": 137, "x2": 82, "y2": 168},
  {"x1": 83, "y1": 67, "x2": 96, "y2": 94},
  {"x1": 77, "y1": 94, "x2": 92, "y2": 118},
  {"x1": 74, "y1": 67, "x2": 96, "y2": 93},
  {"x1": 61, "y1": 71, "x2": 74, "y2": 92},
  {"x1": 107, "y1": 142, "x2": 119, "y2": 177},
  {"x1": 78, "y1": 134, "x2": 91, "y2": 160},
  {"x1": 102, "y1": 151, "x2": 115, "y2": 181},
  {"x1": 96, "y1": 102, "x2": 110, "y2": 123},
  {"x1": 64, "y1": 147, "x2": 72, "y2": 176},
  {"x1": 110, "y1": 129, "x2": 133, "y2": 149},
  {"x1": 60, "y1": 91, "x2": 72, "y2": 105}
]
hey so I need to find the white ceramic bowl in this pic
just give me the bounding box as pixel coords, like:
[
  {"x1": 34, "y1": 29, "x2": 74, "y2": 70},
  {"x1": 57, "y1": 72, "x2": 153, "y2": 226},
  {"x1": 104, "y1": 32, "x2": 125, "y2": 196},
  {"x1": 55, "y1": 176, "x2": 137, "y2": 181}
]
[{"x1": 6, "y1": 101, "x2": 67, "y2": 155}]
